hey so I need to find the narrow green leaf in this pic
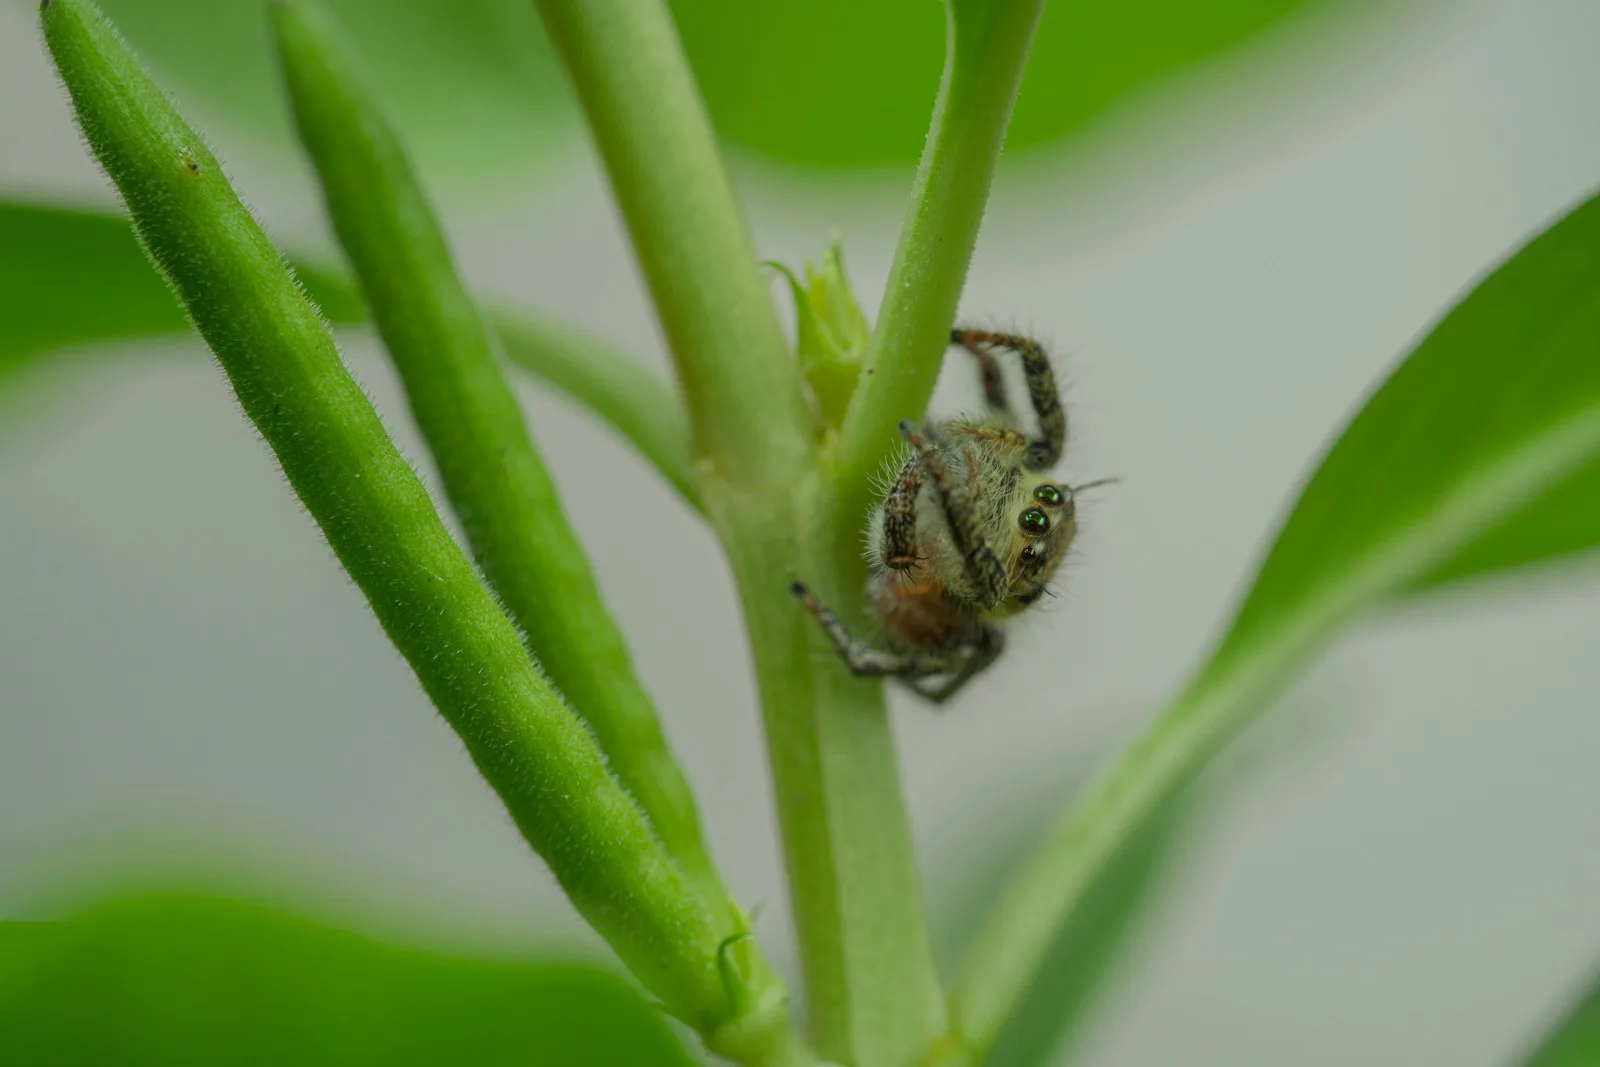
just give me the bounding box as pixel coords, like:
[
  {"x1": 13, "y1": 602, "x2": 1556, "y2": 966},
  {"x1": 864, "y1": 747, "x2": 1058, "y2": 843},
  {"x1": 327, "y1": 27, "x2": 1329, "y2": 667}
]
[
  {"x1": 952, "y1": 187, "x2": 1600, "y2": 1057},
  {"x1": 41, "y1": 0, "x2": 730, "y2": 1029},
  {"x1": 1519, "y1": 965, "x2": 1600, "y2": 1067},
  {"x1": 0, "y1": 200, "x2": 699, "y2": 507},
  {"x1": 271, "y1": 0, "x2": 733, "y2": 941},
  {"x1": 0, "y1": 893, "x2": 697, "y2": 1067}
]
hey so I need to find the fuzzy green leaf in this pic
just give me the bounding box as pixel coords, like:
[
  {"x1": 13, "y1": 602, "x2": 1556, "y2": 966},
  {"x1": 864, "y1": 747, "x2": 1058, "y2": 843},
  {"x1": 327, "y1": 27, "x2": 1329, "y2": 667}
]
[
  {"x1": 41, "y1": 0, "x2": 730, "y2": 1029},
  {"x1": 271, "y1": 0, "x2": 733, "y2": 940},
  {"x1": 954, "y1": 187, "x2": 1600, "y2": 1057},
  {"x1": 0, "y1": 893, "x2": 696, "y2": 1067}
]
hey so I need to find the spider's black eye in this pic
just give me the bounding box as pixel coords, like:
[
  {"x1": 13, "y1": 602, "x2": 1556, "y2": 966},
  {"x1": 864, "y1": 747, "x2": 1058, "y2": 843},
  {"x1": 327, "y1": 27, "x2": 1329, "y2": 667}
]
[
  {"x1": 1020, "y1": 545, "x2": 1039, "y2": 564},
  {"x1": 1018, "y1": 507, "x2": 1050, "y2": 536},
  {"x1": 1033, "y1": 484, "x2": 1064, "y2": 507}
]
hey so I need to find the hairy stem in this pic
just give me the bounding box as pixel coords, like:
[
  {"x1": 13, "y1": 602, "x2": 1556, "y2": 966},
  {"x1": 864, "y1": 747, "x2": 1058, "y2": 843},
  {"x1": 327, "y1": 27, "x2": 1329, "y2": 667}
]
[
  {"x1": 43, "y1": 0, "x2": 736, "y2": 1035},
  {"x1": 833, "y1": 0, "x2": 1048, "y2": 558},
  {"x1": 271, "y1": 0, "x2": 730, "y2": 930}
]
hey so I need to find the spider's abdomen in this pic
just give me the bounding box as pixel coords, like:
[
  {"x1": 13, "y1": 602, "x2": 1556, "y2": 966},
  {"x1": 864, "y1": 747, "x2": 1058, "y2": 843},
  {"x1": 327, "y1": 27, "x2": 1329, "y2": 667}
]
[{"x1": 867, "y1": 566, "x2": 982, "y2": 649}]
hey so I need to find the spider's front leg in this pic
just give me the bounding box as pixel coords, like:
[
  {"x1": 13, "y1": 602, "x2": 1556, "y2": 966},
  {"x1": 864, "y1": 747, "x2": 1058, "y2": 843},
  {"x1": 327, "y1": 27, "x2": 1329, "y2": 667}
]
[
  {"x1": 951, "y1": 329, "x2": 1066, "y2": 471},
  {"x1": 897, "y1": 419, "x2": 1009, "y2": 610}
]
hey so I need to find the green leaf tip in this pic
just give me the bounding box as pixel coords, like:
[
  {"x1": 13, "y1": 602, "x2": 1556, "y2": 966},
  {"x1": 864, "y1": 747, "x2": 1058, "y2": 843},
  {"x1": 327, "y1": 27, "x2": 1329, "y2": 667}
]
[{"x1": 772, "y1": 237, "x2": 869, "y2": 433}]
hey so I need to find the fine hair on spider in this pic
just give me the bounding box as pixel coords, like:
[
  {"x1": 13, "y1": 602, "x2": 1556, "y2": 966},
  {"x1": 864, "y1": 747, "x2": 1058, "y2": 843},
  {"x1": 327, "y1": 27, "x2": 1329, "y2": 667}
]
[{"x1": 792, "y1": 327, "x2": 1111, "y2": 704}]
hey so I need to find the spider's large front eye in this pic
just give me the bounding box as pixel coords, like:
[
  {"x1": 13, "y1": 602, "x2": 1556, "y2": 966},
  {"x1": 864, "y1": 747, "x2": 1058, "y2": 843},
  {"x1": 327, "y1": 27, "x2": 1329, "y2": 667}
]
[
  {"x1": 1033, "y1": 484, "x2": 1064, "y2": 507},
  {"x1": 1019, "y1": 507, "x2": 1050, "y2": 535}
]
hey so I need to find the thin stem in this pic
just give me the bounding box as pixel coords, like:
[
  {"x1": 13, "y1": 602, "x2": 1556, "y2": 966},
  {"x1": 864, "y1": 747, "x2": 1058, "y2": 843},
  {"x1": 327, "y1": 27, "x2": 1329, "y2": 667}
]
[
  {"x1": 42, "y1": 0, "x2": 735, "y2": 1035},
  {"x1": 530, "y1": 0, "x2": 812, "y2": 489},
  {"x1": 833, "y1": 0, "x2": 1047, "y2": 557},
  {"x1": 489, "y1": 310, "x2": 700, "y2": 510},
  {"x1": 272, "y1": 0, "x2": 730, "y2": 928}
]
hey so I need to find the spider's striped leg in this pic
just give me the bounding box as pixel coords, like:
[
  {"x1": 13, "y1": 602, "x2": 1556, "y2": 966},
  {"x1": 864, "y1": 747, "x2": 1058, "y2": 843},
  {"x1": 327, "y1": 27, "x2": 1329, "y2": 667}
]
[
  {"x1": 908, "y1": 624, "x2": 1005, "y2": 705},
  {"x1": 951, "y1": 328, "x2": 1065, "y2": 471},
  {"x1": 950, "y1": 331, "x2": 1011, "y2": 414},
  {"x1": 898, "y1": 420, "x2": 1009, "y2": 609},
  {"x1": 879, "y1": 451, "x2": 924, "y2": 570},
  {"x1": 790, "y1": 582, "x2": 914, "y2": 676}
]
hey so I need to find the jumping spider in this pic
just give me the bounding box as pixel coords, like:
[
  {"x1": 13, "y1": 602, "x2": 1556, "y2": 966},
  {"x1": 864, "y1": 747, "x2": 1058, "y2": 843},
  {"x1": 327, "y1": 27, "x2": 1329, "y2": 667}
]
[{"x1": 792, "y1": 328, "x2": 1106, "y2": 704}]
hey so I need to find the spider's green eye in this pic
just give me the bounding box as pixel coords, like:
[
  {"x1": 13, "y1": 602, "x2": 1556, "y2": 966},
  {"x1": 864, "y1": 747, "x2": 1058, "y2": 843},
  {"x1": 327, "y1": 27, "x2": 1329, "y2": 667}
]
[
  {"x1": 1019, "y1": 507, "x2": 1050, "y2": 535},
  {"x1": 1033, "y1": 484, "x2": 1064, "y2": 507}
]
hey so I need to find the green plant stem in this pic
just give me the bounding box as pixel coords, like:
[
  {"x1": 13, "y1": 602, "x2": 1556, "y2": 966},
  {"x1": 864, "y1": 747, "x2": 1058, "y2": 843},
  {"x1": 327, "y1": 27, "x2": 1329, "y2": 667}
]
[
  {"x1": 529, "y1": 0, "x2": 811, "y2": 489},
  {"x1": 528, "y1": 1, "x2": 951, "y2": 1062},
  {"x1": 716, "y1": 488, "x2": 947, "y2": 1067},
  {"x1": 833, "y1": 0, "x2": 1047, "y2": 555},
  {"x1": 270, "y1": 0, "x2": 731, "y2": 934},
  {"x1": 489, "y1": 309, "x2": 699, "y2": 509},
  {"x1": 42, "y1": 0, "x2": 737, "y2": 1034}
]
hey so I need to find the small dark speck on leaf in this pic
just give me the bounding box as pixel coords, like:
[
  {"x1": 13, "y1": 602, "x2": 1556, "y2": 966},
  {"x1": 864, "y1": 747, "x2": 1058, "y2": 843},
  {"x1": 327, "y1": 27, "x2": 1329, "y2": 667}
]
[
  {"x1": 273, "y1": 403, "x2": 281, "y2": 416},
  {"x1": 183, "y1": 159, "x2": 202, "y2": 178},
  {"x1": 865, "y1": 368, "x2": 875, "y2": 375}
]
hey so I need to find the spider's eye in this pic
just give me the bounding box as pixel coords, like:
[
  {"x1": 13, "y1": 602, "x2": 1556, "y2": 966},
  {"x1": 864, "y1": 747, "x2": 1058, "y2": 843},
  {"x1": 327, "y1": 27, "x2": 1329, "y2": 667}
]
[
  {"x1": 1033, "y1": 484, "x2": 1064, "y2": 507},
  {"x1": 1020, "y1": 545, "x2": 1039, "y2": 564},
  {"x1": 1018, "y1": 507, "x2": 1050, "y2": 535}
]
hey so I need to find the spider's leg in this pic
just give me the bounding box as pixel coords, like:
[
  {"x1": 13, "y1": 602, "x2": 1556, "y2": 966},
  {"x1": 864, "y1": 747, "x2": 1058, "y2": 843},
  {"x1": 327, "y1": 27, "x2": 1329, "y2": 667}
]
[
  {"x1": 899, "y1": 420, "x2": 1009, "y2": 609},
  {"x1": 790, "y1": 581, "x2": 916, "y2": 677},
  {"x1": 907, "y1": 624, "x2": 1005, "y2": 705},
  {"x1": 951, "y1": 328, "x2": 1065, "y2": 471},
  {"x1": 880, "y1": 451, "x2": 925, "y2": 571},
  {"x1": 950, "y1": 331, "x2": 1011, "y2": 414}
]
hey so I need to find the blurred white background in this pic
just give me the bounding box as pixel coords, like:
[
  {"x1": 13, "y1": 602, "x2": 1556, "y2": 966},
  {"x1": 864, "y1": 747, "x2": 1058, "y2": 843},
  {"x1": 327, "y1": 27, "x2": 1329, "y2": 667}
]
[{"x1": 3, "y1": 0, "x2": 1600, "y2": 1064}]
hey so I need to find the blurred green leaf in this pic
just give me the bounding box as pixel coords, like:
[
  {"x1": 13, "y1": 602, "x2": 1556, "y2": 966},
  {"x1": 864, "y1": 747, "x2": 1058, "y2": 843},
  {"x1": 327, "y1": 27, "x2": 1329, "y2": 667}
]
[
  {"x1": 92, "y1": 0, "x2": 574, "y2": 187},
  {"x1": 0, "y1": 202, "x2": 362, "y2": 382},
  {"x1": 1222, "y1": 186, "x2": 1600, "y2": 641},
  {"x1": 952, "y1": 186, "x2": 1600, "y2": 1057},
  {"x1": 80, "y1": 0, "x2": 1348, "y2": 175},
  {"x1": 0, "y1": 892, "x2": 697, "y2": 1067},
  {"x1": 668, "y1": 0, "x2": 1338, "y2": 169},
  {"x1": 0, "y1": 200, "x2": 697, "y2": 503},
  {"x1": 980, "y1": 799, "x2": 1185, "y2": 1067},
  {"x1": 1521, "y1": 966, "x2": 1600, "y2": 1067}
]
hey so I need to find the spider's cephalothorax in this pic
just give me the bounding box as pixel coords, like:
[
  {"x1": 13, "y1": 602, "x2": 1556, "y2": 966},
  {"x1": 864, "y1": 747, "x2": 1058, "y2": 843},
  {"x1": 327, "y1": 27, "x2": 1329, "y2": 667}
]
[{"x1": 792, "y1": 328, "x2": 1092, "y2": 704}]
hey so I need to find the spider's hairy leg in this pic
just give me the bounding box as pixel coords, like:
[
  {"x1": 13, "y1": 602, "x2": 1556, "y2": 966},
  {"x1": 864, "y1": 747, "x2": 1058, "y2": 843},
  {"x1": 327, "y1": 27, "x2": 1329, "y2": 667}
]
[
  {"x1": 951, "y1": 328, "x2": 1065, "y2": 470},
  {"x1": 790, "y1": 581, "x2": 917, "y2": 677},
  {"x1": 950, "y1": 330, "x2": 1011, "y2": 413},
  {"x1": 880, "y1": 452, "x2": 925, "y2": 570},
  {"x1": 898, "y1": 420, "x2": 1009, "y2": 609},
  {"x1": 908, "y1": 624, "x2": 1005, "y2": 705}
]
